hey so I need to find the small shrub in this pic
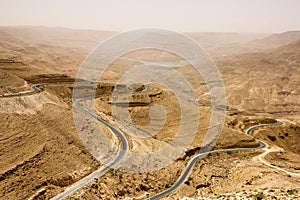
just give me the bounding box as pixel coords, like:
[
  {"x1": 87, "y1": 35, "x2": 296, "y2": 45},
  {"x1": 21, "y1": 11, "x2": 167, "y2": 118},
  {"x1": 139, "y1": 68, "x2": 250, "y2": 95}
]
[
  {"x1": 287, "y1": 189, "x2": 297, "y2": 195},
  {"x1": 184, "y1": 180, "x2": 190, "y2": 186},
  {"x1": 255, "y1": 192, "x2": 265, "y2": 200}
]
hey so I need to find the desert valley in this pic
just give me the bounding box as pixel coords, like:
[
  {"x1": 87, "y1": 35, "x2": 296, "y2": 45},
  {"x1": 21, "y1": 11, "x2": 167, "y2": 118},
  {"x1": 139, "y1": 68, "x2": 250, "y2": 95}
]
[{"x1": 0, "y1": 26, "x2": 299, "y2": 200}]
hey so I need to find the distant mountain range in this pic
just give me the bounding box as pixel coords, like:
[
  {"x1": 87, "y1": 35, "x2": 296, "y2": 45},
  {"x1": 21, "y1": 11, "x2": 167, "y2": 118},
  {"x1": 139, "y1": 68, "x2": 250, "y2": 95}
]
[{"x1": 1, "y1": 26, "x2": 300, "y2": 58}]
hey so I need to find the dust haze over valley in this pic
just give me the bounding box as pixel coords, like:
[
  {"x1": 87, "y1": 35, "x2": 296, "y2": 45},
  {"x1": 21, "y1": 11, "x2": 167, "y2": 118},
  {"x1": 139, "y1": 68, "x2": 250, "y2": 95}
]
[{"x1": 1, "y1": 1, "x2": 300, "y2": 200}]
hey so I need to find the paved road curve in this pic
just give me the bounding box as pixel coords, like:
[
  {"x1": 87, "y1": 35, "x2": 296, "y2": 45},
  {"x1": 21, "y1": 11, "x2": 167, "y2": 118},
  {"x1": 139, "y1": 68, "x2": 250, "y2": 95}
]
[
  {"x1": 148, "y1": 120, "x2": 285, "y2": 200},
  {"x1": 51, "y1": 96, "x2": 129, "y2": 200},
  {"x1": 0, "y1": 81, "x2": 103, "y2": 98},
  {"x1": 0, "y1": 82, "x2": 129, "y2": 200},
  {"x1": 51, "y1": 84, "x2": 153, "y2": 199}
]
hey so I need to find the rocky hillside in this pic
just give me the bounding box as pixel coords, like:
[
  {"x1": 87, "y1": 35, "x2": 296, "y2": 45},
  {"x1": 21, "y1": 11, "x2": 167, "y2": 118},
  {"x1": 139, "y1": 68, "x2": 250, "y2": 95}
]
[{"x1": 217, "y1": 39, "x2": 300, "y2": 116}]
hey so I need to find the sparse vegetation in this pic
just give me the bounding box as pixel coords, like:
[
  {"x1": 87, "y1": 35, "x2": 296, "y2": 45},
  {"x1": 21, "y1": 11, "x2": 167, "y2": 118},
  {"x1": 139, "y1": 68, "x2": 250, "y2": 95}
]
[{"x1": 287, "y1": 189, "x2": 297, "y2": 195}]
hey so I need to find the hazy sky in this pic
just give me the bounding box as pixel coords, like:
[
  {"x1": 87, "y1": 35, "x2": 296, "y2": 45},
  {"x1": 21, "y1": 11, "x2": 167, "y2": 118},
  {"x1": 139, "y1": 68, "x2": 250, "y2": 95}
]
[{"x1": 0, "y1": 0, "x2": 299, "y2": 32}]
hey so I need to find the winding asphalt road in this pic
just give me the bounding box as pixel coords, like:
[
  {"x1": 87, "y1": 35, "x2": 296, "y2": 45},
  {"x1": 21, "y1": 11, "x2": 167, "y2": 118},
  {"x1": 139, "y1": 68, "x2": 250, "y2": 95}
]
[
  {"x1": 0, "y1": 83, "x2": 43, "y2": 97},
  {"x1": 0, "y1": 82, "x2": 130, "y2": 200},
  {"x1": 51, "y1": 96, "x2": 129, "y2": 200},
  {"x1": 148, "y1": 120, "x2": 286, "y2": 200},
  {"x1": 51, "y1": 84, "x2": 153, "y2": 199},
  {"x1": 0, "y1": 81, "x2": 103, "y2": 98},
  {"x1": 1, "y1": 83, "x2": 290, "y2": 199}
]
